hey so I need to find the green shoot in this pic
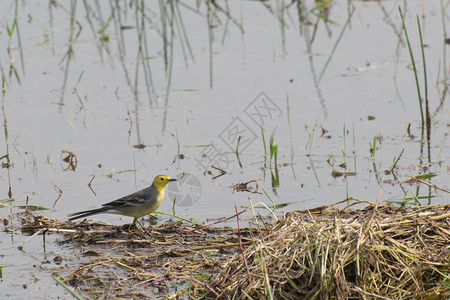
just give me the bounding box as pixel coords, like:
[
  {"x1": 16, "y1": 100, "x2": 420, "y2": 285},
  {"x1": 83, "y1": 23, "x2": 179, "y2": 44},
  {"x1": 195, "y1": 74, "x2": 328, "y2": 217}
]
[
  {"x1": 410, "y1": 173, "x2": 437, "y2": 180},
  {"x1": 6, "y1": 18, "x2": 17, "y2": 38},
  {"x1": 257, "y1": 180, "x2": 275, "y2": 206},
  {"x1": 269, "y1": 127, "x2": 279, "y2": 190},
  {"x1": 15, "y1": 205, "x2": 51, "y2": 211},
  {"x1": 398, "y1": 7, "x2": 425, "y2": 125},
  {"x1": 269, "y1": 126, "x2": 278, "y2": 167},
  {"x1": 155, "y1": 211, "x2": 202, "y2": 226},
  {"x1": 53, "y1": 276, "x2": 83, "y2": 300}
]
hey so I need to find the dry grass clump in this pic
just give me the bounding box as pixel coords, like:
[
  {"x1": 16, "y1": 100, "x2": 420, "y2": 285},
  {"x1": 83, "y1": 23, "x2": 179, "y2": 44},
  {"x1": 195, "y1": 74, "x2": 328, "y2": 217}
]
[
  {"x1": 196, "y1": 204, "x2": 450, "y2": 299},
  {"x1": 17, "y1": 203, "x2": 450, "y2": 299}
]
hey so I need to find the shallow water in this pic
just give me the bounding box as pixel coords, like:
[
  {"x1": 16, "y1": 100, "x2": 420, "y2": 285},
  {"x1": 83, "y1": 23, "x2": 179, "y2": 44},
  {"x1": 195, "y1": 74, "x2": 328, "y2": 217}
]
[{"x1": 0, "y1": 0, "x2": 448, "y2": 298}]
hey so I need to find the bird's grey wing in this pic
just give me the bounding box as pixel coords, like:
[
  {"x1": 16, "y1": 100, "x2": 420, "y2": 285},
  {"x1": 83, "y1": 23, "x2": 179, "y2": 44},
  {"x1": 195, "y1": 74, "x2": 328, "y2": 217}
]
[{"x1": 102, "y1": 187, "x2": 154, "y2": 208}]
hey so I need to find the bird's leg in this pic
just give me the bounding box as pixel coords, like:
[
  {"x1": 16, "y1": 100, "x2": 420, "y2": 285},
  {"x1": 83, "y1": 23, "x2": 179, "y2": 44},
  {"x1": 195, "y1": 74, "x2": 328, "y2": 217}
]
[{"x1": 135, "y1": 219, "x2": 152, "y2": 238}]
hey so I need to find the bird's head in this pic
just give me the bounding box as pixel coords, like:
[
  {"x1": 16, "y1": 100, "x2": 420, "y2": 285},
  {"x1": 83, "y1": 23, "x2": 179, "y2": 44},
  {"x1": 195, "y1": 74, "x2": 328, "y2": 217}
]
[{"x1": 153, "y1": 175, "x2": 177, "y2": 190}]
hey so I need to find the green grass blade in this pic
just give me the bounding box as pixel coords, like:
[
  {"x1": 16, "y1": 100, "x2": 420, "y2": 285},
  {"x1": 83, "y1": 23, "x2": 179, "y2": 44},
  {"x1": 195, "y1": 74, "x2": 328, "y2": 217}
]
[
  {"x1": 398, "y1": 7, "x2": 424, "y2": 125},
  {"x1": 53, "y1": 275, "x2": 84, "y2": 300}
]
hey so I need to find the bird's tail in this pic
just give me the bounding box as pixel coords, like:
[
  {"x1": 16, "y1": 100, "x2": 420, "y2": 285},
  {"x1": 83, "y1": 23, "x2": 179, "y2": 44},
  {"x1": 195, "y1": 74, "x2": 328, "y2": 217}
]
[{"x1": 68, "y1": 207, "x2": 108, "y2": 221}]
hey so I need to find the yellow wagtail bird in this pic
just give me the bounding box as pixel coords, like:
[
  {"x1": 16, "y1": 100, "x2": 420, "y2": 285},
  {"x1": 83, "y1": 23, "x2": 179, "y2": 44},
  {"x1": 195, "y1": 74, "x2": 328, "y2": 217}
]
[{"x1": 68, "y1": 175, "x2": 177, "y2": 225}]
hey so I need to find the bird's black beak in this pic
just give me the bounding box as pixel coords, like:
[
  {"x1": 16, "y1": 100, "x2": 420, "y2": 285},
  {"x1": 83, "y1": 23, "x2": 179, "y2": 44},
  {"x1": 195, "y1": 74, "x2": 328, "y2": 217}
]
[{"x1": 168, "y1": 178, "x2": 177, "y2": 182}]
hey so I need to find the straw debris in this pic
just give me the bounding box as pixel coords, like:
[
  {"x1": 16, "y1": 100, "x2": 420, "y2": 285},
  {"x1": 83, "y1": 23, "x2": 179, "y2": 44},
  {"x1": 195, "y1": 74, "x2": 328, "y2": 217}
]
[
  {"x1": 18, "y1": 204, "x2": 450, "y2": 299},
  {"x1": 194, "y1": 205, "x2": 450, "y2": 299}
]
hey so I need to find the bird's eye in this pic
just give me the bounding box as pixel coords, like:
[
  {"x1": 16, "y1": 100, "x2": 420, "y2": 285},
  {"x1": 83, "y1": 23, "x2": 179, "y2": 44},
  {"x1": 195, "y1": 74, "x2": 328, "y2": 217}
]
[{"x1": 160, "y1": 177, "x2": 164, "y2": 181}]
